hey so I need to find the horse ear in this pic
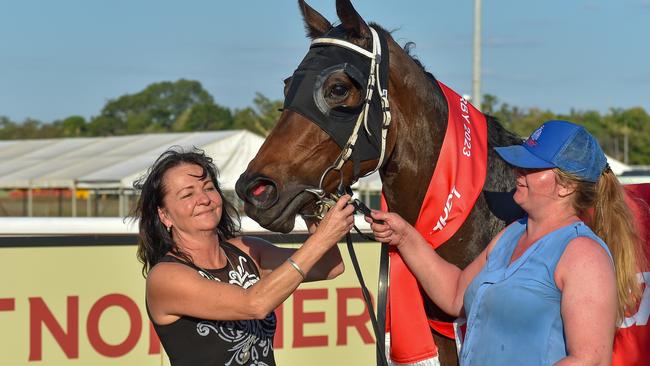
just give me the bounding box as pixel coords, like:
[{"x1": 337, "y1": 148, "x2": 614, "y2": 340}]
[
  {"x1": 298, "y1": 0, "x2": 332, "y2": 39},
  {"x1": 336, "y1": 0, "x2": 371, "y2": 40}
]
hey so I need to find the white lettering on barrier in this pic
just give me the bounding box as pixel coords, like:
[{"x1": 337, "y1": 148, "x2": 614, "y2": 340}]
[
  {"x1": 620, "y1": 272, "x2": 650, "y2": 328},
  {"x1": 433, "y1": 186, "x2": 462, "y2": 232}
]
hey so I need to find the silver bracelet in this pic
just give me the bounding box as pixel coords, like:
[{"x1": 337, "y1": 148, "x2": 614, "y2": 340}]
[{"x1": 287, "y1": 258, "x2": 306, "y2": 280}]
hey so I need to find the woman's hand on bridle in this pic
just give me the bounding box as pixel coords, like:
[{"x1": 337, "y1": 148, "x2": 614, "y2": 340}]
[
  {"x1": 365, "y1": 210, "x2": 414, "y2": 248},
  {"x1": 312, "y1": 194, "x2": 356, "y2": 244}
]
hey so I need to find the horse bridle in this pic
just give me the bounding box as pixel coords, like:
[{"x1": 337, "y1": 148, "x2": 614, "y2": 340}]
[
  {"x1": 297, "y1": 27, "x2": 391, "y2": 366},
  {"x1": 303, "y1": 26, "x2": 392, "y2": 219}
]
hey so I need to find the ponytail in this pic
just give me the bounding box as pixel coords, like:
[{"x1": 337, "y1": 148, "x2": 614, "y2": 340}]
[
  {"x1": 556, "y1": 169, "x2": 647, "y2": 321},
  {"x1": 592, "y1": 170, "x2": 647, "y2": 321}
]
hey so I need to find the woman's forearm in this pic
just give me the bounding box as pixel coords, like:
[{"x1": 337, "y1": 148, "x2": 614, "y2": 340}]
[
  {"x1": 246, "y1": 232, "x2": 337, "y2": 317},
  {"x1": 396, "y1": 228, "x2": 464, "y2": 316},
  {"x1": 305, "y1": 244, "x2": 344, "y2": 281}
]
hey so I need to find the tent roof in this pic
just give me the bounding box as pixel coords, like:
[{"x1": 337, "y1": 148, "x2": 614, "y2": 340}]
[{"x1": 0, "y1": 130, "x2": 264, "y2": 190}]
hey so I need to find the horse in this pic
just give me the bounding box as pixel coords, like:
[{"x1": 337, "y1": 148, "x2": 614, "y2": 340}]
[{"x1": 235, "y1": 1, "x2": 523, "y2": 365}]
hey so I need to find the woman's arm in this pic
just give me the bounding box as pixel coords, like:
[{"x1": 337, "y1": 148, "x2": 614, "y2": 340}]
[
  {"x1": 554, "y1": 237, "x2": 617, "y2": 366},
  {"x1": 367, "y1": 210, "x2": 503, "y2": 316},
  {"x1": 147, "y1": 195, "x2": 354, "y2": 324},
  {"x1": 240, "y1": 233, "x2": 344, "y2": 282}
]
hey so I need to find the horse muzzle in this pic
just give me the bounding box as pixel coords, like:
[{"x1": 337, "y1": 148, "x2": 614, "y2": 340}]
[{"x1": 236, "y1": 173, "x2": 318, "y2": 233}]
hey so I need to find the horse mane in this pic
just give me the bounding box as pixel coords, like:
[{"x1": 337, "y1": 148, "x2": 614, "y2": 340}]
[{"x1": 369, "y1": 23, "x2": 522, "y2": 149}]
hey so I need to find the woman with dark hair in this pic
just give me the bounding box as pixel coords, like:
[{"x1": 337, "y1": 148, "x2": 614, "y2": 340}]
[
  {"x1": 134, "y1": 147, "x2": 353, "y2": 366},
  {"x1": 367, "y1": 120, "x2": 647, "y2": 365}
]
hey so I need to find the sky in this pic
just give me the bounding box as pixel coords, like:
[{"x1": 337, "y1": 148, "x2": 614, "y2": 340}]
[{"x1": 1, "y1": 0, "x2": 649, "y2": 123}]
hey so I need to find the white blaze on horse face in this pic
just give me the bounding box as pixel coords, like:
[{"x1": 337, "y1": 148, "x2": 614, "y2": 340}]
[
  {"x1": 432, "y1": 186, "x2": 462, "y2": 232},
  {"x1": 620, "y1": 272, "x2": 650, "y2": 328}
]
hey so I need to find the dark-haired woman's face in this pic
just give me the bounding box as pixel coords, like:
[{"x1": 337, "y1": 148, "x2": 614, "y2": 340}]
[{"x1": 157, "y1": 163, "x2": 223, "y2": 238}]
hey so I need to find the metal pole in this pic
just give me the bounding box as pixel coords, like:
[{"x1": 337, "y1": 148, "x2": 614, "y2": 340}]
[
  {"x1": 118, "y1": 189, "x2": 124, "y2": 218},
  {"x1": 71, "y1": 186, "x2": 77, "y2": 217},
  {"x1": 27, "y1": 186, "x2": 33, "y2": 217},
  {"x1": 472, "y1": 0, "x2": 483, "y2": 109},
  {"x1": 87, "y1": 191, "x2": 92, "y2": 217},
  {"x1": 58, "y1": 188, "x2": 63, "y2": 216}
]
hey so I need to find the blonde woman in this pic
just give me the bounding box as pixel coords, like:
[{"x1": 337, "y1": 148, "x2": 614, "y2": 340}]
[{"x1": 367, "y1": 120, "x2": 646, "y2": 365}]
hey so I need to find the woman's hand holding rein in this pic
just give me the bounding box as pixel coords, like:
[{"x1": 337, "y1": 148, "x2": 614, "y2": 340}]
[{"x1": 365, "y1": 209, "x2": 414, "y2": 248}]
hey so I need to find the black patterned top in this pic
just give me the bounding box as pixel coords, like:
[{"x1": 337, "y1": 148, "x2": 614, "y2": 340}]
[{"x1": 148, "y1": 241, "x2": 277, "y2": 366}]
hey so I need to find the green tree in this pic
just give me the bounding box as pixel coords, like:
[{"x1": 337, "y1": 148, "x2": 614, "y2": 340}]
[
  {"x1": 88, "y1": 79, "x2": 230, "y2": 135},
  {"x1": 0, "y1": 116, "x2": 18, "y2": 139},
  {"x1": 57, "y1": 115, "x2": 87, "y2": 137},
  {"x1": 172, "y1": 103, "x2": 233, "y2": 132},
  {"x1": 232, "y1": 92, "x2": 282, "y2": 136}
]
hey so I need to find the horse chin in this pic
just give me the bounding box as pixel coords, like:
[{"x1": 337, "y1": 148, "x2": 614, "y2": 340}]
[{"x1": 244, "y1": 189, "x2": 316, "y2": 233}]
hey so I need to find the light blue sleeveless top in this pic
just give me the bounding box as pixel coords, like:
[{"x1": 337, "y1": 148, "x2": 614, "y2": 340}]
[{"x1": 460, "y1": 218, "x2": 612, "y2": 366}]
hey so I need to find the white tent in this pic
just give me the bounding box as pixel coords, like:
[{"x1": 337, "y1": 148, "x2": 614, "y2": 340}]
[
  {"x1": 0, "y1": 130, "x2": 263, "y2": 190},
  {"x1": 0, "y1": 130, "x2": 265, "y2": 216},
  {"x1": 605, "y1": 154, "x2": 631, "y2": 176}
]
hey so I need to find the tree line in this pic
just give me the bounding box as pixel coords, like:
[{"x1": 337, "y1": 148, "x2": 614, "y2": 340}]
[{"x1": 1, "y1": 79, "x2": 648, "y2": 165}]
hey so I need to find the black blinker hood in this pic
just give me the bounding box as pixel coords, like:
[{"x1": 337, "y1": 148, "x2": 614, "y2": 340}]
[{"x1": 283, "y1": 25, "x2": 390, "y2": 164}]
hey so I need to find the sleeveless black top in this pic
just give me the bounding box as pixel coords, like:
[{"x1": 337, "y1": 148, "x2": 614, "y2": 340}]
[{"x1": 148, "y1": 241, "x2": 277, "y2": 366}]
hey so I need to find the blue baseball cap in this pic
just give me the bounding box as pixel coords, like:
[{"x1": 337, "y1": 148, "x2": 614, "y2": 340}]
[{"x1": 494, "y1": 120, "x2": 608, "y2": 182}]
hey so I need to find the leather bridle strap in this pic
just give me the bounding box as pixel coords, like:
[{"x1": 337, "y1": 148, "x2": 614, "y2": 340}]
[{"x1": 346, "y1": 231, "x2": 388, "y2": 366}]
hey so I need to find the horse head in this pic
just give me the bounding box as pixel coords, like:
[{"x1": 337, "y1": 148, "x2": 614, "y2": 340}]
[
  {"x1": 236, "y1": 0, "x2": 407, "y2": 233},
  {"x1": 236, "y1": 1, "x2": 523, "y2": 363}
]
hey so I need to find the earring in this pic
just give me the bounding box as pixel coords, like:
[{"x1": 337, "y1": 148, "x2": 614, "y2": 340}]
[{"x1": 166, "y1": 225, "x2": 172, "y2": 233}]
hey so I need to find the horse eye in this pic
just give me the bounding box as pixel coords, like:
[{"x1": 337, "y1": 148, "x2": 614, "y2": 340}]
[{"x1": 328, "y1": 84, "x2": 349, "y2": 99}]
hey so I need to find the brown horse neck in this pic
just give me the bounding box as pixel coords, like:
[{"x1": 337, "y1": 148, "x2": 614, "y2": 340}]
[{"x1": 378, "y1": 36, "x2": 449, "y2": 224}]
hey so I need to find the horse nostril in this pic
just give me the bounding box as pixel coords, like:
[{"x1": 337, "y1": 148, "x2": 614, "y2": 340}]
[
  {"x1": 251, "y1": 182, "x2": 267, "y2": 197},
  {"x1": 246, "y1": 178, "x2": 278, "y2": 209}
]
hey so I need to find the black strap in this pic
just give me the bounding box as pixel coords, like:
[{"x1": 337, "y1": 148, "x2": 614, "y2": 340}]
[
  {"x1": 376, "y1": 242, "x2": 389, "y2": 364},
  {"x1": 335, "y1": 183, "x2": 388, "y2": 365},
  {"x1": 350, "y1": 224, "x2": 389, "y2": 366},
  {"x1": 346, "y1": 232, "x2": 388, "y2": 366}
]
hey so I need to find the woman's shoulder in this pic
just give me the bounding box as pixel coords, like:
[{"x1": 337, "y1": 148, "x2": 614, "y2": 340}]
[
  {"x1": 224, "y1": 235, "x2": 276, "y2": 264},
  {"x1": 146, "y1": 258, "x2": 203, "y2": 290},
  {"x1": 555, "y1": 235, "x2": 615, "y2": 290},
  {"x1": 563, "y1": 235, "x2": 612, "y2": 263},
  {"x1": 227, "y1": 235, "x2": 274, "y2": 252}
]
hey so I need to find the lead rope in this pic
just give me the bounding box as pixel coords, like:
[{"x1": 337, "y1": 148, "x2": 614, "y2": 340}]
[
  {"x1": 345, "y1": 231, "x2": 388, "y2": 366},
  {"x1": 333, "y1": 185, "x2": 388, "y2": 366}
]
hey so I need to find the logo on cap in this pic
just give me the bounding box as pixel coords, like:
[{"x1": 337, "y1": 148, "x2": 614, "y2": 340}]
[{"x1": 525, "y1": 125, "x2": 544, "y2": 147}]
